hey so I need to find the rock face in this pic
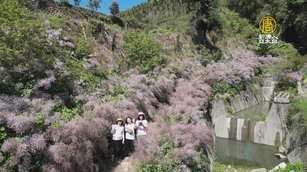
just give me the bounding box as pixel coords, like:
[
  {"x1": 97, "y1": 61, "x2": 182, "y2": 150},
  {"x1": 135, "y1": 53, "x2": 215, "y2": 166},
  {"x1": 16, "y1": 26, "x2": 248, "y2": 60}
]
[
  {"x1": 211, "y1": 84, "x2": 290, "y2": 146},
  {"x1": 288, "y1": 146, "x2": 307, "y2": 164}
]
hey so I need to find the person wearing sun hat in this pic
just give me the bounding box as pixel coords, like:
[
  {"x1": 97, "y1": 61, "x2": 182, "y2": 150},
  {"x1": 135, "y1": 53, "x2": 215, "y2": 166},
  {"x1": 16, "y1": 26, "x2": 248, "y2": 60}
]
[
  {"x1": 111, "y1": 117, "x2": 125, "y2": 161},
  {"x1": 135, "y1": 112, "x2": 148, "y2": 144}
]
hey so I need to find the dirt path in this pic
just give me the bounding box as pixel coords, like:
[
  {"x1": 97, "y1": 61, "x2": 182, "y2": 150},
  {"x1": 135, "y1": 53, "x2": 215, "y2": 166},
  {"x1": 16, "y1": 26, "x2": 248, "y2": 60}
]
[{"x1": 112, "y1": 156, "x2": 139, "y2": 172}]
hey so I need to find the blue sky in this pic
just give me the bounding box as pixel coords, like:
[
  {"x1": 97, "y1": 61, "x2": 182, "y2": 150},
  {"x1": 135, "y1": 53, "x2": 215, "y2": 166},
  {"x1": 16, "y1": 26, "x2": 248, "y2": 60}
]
[{"x1": 68, "y1": 0, "x2": 147, "y2": 15}]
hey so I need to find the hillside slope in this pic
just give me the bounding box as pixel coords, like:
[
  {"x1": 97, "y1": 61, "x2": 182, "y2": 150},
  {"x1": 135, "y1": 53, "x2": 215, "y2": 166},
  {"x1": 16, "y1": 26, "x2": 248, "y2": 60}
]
[{"x1": 0, "y1": 0, "x2": 306, "y2": 172}]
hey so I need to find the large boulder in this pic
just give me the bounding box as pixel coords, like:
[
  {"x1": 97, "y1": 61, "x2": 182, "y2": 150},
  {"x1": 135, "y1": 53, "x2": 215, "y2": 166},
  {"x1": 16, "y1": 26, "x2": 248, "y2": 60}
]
[{"x1": 269, "y1": 162, "x2": 287, "y2": 171}]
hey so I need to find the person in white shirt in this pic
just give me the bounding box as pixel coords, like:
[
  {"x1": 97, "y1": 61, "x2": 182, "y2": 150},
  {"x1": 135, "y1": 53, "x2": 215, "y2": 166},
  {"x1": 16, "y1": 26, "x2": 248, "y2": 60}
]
[
  {"x1": 124, "y1": 117, "x2": 136, "y2": 154},
  {"x1": 135, "y1": 112, "x2": 148, "y2": 144},
  {"x1": 111, "y1": 118, "x2": 124, "y2": 161}
]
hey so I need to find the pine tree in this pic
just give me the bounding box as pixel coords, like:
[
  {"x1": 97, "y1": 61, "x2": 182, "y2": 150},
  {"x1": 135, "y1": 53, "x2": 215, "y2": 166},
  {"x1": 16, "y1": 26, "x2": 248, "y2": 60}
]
[
  {"x1": 109, "y1": 1, "x2": 119, "y2": 15},
  {"x1": 88, "y1": 0, "x2": 102, "y2": 11},
  {"x1": 59, "y1": 0, "x2": 69, "y2": 5},
  {"x1": 74, "y1": 0, "x2": 82, "y2": 6}
]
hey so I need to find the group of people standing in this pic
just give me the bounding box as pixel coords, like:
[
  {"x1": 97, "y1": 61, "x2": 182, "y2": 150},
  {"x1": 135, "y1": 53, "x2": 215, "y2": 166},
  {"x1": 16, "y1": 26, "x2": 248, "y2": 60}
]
[{"x1": 111, "y1": 112, "x2": 148, "y2": 161}]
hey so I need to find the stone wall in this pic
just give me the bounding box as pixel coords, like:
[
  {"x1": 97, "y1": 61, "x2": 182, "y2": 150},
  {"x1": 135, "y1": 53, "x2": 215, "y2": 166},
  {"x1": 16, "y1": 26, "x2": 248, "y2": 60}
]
[{"x1": 211, "y1": 83, "x2": 290, "y2": 146}]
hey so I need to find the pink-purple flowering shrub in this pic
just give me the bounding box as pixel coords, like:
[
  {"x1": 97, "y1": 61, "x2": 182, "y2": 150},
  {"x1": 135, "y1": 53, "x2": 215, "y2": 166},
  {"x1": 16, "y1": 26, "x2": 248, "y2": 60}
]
[
  {"x1": 286, "y1": 71, "x2": 304, "y2": 83},
  {"x1": 0, "y1": 47, "x2": 278, "y2": 172},
  {"x1": 0, "y1": 1, "x2": 281, "y2": 171},
  {"x1": 151, "y1": 76, "x2": 175, "y2": 104},
  {"x1": 203, "y1": 48, "x2": 278, "y2": 84},
  {"x1": 0, "y1": 21, "x2": 280, "y2": 170},
  {"x1": 201, "y1": 48, "x2": 280, "y2": 97}
]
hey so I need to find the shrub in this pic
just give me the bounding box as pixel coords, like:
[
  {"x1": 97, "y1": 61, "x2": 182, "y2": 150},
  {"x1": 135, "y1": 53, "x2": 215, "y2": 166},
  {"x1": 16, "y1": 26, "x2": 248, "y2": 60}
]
[
  {"x1": 105, "y1": 23, "x2": 122, "y2": 31},
  {"x1": 149, "y1": 28, "x2": 172, "y2": 36},
  {"x1": 288, "y1": 97, "x2": 307, "y2": 150},
  {"x1": 52, "y1": 121, "x2": 61, "y2": 128},
  {"x1": 227, "y1": 0, "x2": 262, "y2": 21},
  {"x1": 53, "y1": 102, "x2": 81, "y2": 121},
  {"x1": 138, "y1": 140, "x2": 181, "y2": 172},
  {"x1": 0, "y1": 126, "x2": 8, "y2": 142},
  {"x1": 199, "y1": 46, "x2": 222, "y2": 66},
  {"x1": 75, "y1": 38, "x2": 93, "y2": 59},
  {"x1": 151, "y1": 76, "x2": 174, "y2": 104},
  {"x1": 274, "y1": 162, "x2": 306, "y2": 172},
  {"x1": 138, "y1": 160, "x2": 182, "y2": 172},
  {"x1": 0, "y1": 0, "x2": 51, "y2": 69},
  {"x1": 111, "y1": 85, "x2": 127, "y2": 98},
  {"x1": 34, "y1": 113, "x2": 45, "y2": 126},
  {"x1": 44, "y1": 13, "x2": 69, "y2": 29},
  {"x1": 0, "y1": 0, "x2": 54, "y2": 95},
  {"x1": 257, "y1": 42, "x2": 307, "y2": 72},
  {"x1": 123, "y1": 30, "x2": 165, "y2": 73},
  {"x1": 275, "y1": 77, "x2": 297, "y2": 93},
  {"x1": 60, "y1": 107, "x2": 81, "y2": 121},
  {"x1": 292, "y1": 98, "x2": 307, "y2": 124},
  {"x1": 212, "y1": 79, "x2": 244, "y2": 96},
  {"x1": 65, "y1": 58, "x2": 106, "y2": 93},
  {"x1": 208, "y1": 7, "x2": 258, "y2": 47}
]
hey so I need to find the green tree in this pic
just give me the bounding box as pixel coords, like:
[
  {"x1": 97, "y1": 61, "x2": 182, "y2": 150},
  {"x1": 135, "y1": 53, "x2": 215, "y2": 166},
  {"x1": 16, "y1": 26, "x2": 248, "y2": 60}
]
[
  {"x1": 74, "y1": 0, "x2": 82, "y2": 6},
  {"x1": 0, "y1": 0, "x2": 54, "y2": 95},
  {"x1": 58, "y1": 0, "x2": 69, "y2": 5},
  {"x1": 109, "y1": 1, "x2": 119, "y2": 15},
  {"x1": 0, "y1": 0, "x2": 50, "y2": 70},
  {"x1": 227, "y1": 0, "x2": 307, "y2": 54},
  {"x1": 88, "y1": 0, "x2": 102, "y2": 11},
  {"x1": 227, "y1": 0, "x2": 262, "y2": 22}
]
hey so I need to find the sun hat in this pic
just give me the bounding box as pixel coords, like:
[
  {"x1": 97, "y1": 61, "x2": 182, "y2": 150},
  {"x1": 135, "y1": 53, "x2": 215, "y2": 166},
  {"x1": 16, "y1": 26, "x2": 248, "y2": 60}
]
[
  {"x1": 116, "y1": 118, "x2": 123, "y2": 122},
  {"x1": 138, "y1": 112, "x2": 145, "y2": 117}
]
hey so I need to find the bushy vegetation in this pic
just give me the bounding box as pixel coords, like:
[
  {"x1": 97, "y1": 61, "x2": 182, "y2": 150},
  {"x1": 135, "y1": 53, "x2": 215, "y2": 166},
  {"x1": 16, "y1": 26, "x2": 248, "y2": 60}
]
[
  {"x1": 213, "y1": 161, "x2": 256, "y2": 172},
  {"x1": 257, "y1": 42, "x2": 307, "y2": 71},
  {"x1": 0, "y1": 1, "x2": 214, "y2": 170},
  {"x1": 203, "y1": 48, "x2": 278, "y2": 98},
  {"x1": 0, "y1": 0, "x2": 53, "y2": 95},
  {"x1": 274, "y1": 162, "x2": 306, "y2": 172},
  {"x1": 255, "y1": 31, "x2": 307, "y2": 94},
  {"x1": 199, "y1": 46, "x2": 222, "y2": 66},
  {"x1": 0, "y1": 0, "x2": 109, "y2": 171},
  {"x1": 0, "y1": 0, "x2": 305, "y2": 171},
  {"x1": 205, "y1": 6, "x2": 259, "y2": 49},
  {"x1": 138, "y1": 138, "x2": 210, "y2": 172},
  {"x1": 288, "y1": 97, "x2": 307, "y2": 147},
  {"x1": 123, "y1": 30, "x2": 165, "y2": 73},
  {"x1": 208, "y1": 2, "x2": 307, "y2": 94},
  {"x1": 56, "y1": 0, "x2": 103, "y2": 11},
  {"x1": 212, "y1": 79, "x2": 244, "y2": 97},
  {"x1": 228, "y1": 0, "x2": 307, "y2": 54},
  {"x1": 138, "y1": 141, "x2": 182, "y2": 172}
]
